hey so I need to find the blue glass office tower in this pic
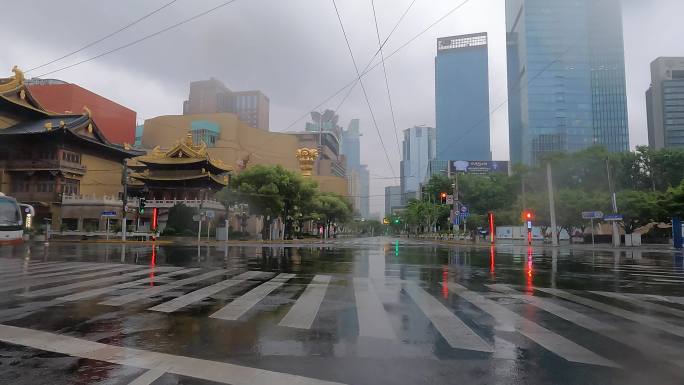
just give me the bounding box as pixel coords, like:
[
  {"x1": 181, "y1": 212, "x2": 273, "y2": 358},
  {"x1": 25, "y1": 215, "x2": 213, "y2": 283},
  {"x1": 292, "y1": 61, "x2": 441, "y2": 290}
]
[
  {"x1": 435, "y1": 33, "x2": 492, "y2": 161},
  {"x1": 506, "y1": 0, "x2": 629, "y2": 165}
]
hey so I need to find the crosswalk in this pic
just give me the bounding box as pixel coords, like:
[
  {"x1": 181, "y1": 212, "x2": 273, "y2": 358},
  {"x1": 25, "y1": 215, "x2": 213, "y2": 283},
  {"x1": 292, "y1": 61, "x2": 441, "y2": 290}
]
[{"x1": 3, "y1": 258, "x2": 684, "y2": 371}]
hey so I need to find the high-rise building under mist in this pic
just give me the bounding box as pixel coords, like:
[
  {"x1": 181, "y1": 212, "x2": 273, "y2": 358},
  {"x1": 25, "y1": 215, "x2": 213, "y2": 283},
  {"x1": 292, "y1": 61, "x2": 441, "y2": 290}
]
[
  {"x1": 183, "y1": 78, "x2": 270, "y2": 131},
  {"x1": 400, "y1": 126, "x2": 436, "y2": 204},
  {"x1": 435, "y1": 33, "x2": 491, "y2": 162},
  {"x1": 341, "y1": 119, "x2": 370, "y2": 218},
  {"x1": 506, "y1": 0, "x2": 629, "y2": 165},
  {"x1": 646, "y1": 57, "x2": 684, "y2": 149}
]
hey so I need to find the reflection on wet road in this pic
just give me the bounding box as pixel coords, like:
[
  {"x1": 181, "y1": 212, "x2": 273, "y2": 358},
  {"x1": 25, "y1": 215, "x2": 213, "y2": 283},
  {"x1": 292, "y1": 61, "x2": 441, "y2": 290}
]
[{"x1": 0, "y1": 238, "x2": 683, "y2": 384}]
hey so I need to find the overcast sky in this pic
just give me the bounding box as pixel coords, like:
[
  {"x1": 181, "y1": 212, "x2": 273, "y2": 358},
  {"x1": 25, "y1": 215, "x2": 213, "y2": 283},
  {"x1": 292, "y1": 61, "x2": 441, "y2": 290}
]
[{"x1": 1, "y1": 0, "x2": 682, "y2": 216}]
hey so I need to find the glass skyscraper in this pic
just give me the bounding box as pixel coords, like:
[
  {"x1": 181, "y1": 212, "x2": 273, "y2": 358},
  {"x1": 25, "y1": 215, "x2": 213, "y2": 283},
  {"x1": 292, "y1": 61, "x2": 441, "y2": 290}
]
[
  {"x1": 506, "y1": 0, "x2": 629, "y2": 165},
  {"x1": 435, "y1": 33, "x2": 492, "y2": 162}
]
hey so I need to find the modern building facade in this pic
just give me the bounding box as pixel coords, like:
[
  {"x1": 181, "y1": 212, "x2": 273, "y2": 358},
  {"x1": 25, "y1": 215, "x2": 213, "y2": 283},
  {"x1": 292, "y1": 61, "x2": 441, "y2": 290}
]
[
  {"x1": 384, "y1": 185, "x2": 402, "y2": 218},
  {"x1": 646, "y1": 57, "x2": 684, "y2": 149},
  {"x1": 341, "y1": 119, "x2": 370, "y2": 218},
  {"x1": 400, "y1": 126, "x2": 436, "y2": 203},
  {"x1": 182, "y1": 78, "x2": 270, "y2": 131},
  {"x1": 26, "y1": 78, "x2": 136, "y2": 144},
  {"x1": 435, "y1": 33, "x2": 491, "y2": 162},
  {"x1": 506, "y1": 0, "x2": 629, "y2": 165}
]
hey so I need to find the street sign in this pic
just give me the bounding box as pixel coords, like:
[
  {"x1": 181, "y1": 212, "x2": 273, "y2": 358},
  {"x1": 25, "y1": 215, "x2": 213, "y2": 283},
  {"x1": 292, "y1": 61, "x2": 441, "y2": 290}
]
[
  {"x1": 205, "y1": 210, "x2": 215, "y2": 219},
  {"x1": 192, "y1": 214, "x2": 201, "y2": 221},
  {"x1": 460, "y1": 205, "x2": 469, "y2": 215},
  {"x1": 604, "y1": 214, "x2": 623, "y2": 221},
  {"x1": 101, "y1": 211, "x2": 117, "y2": 217},
  {"x1": 582, "y1": 211, "x2": 604, "y2": 220},
  {"x1": 446, "y1": 195, "x2": 454, "y2": 205}
]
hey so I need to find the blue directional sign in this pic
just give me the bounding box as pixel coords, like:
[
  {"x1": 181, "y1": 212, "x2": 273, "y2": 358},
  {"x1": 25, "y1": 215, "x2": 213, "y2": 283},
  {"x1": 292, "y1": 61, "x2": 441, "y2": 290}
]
[
  {"x1": 604, "y1": 214, "x2": 623, "y2": 221},
  {"x1": 582, "y1": 211, "x2": 604, "y2": 220},
  {"x1": 101, "y1": 211, "x2": 117, "y2": 217}
]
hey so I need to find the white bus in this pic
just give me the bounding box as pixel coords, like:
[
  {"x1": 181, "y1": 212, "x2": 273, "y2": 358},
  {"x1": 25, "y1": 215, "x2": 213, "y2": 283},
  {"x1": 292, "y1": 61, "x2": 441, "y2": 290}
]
[{"x1": 0, "y1": 193, "x2": 34, "y2": 245}]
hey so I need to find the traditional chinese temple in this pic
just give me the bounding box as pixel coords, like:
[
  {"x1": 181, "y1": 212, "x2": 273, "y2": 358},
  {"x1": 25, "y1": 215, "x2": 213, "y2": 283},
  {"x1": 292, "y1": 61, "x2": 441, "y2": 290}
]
[
  {"x1": 0, "y1": 66, "x2": 141, "y2": 231},
  {"x1": 129, "y1": 134, "x2": 232, "y2": 231}
]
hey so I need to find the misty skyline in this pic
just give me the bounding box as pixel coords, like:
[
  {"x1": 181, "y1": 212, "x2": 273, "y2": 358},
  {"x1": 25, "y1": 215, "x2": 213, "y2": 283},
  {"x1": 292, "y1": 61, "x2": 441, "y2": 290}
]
[{"x1": 2, "y1": 0, "x2": 682, "y2": 215}]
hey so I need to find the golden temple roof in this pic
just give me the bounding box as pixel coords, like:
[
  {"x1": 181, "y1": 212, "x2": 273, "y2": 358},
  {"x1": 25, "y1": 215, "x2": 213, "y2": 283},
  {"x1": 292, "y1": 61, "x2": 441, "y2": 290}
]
[{"x1": 134, "y1": 133, "x2": 232, "y2": 174}]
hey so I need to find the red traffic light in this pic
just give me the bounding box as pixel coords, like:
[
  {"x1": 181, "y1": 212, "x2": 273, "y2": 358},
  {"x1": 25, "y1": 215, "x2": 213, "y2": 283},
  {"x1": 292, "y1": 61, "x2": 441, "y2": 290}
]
[
  {"x1": 440, "y1": 192, "x2": 447, "y2": 198},
  {"x1": 522, "y1": 210, "x2": 534, "y2": 221}
]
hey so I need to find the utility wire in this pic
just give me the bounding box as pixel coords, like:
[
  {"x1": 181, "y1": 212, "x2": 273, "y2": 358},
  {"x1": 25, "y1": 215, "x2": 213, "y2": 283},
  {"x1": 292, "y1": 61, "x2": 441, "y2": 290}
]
[
  {"x1": 285, "y1": 0, "x2": 469, "y2": 131},
  {"x1": 33, "y1": 0, "x2": 240, "y2": 78},
  {"x1": 330, "y1": 0, "x2": 395, "y2": 178},
  {"x1": 333, "y1": 0, "x2": 418, "y2": 113},
  {"x1": 27, "y1": 0, "x2": 181, "y2": 73},
  {"x1": 370, "y1": 0, "x2": 402, "y2": 158}
]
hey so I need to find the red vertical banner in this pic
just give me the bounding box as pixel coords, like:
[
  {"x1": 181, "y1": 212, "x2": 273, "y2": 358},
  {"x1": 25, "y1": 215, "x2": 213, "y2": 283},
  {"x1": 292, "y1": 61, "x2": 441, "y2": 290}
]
[{"x1": 152, "y1": 207, "x2": 158, "y2": 231}]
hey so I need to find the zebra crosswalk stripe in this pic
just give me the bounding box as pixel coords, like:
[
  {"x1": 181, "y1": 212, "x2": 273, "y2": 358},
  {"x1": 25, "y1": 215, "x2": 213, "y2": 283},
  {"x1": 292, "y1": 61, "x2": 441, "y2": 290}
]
[
  {"x1": 210, "y1": 273, "x2": 296, "y2": 321},
  {"x1": 448, "y1": 282, "x2": 620, "y2": 368},
  {"x1": 279, "y1": 275, "x2": 331, "y2": 329},
  {"x1": 353, "y1": 277, "x2": 397, "y2": 340},
  {"x1": 537, "y1": 288, "x2": 684, "y2": 339},
  {"x1": 56, "y1": 267, "x2": 194, "y2": 302},
  {"x1": 405, "y1": 282, "x2": 492, "y2": 352},
  {"x1": 590, "y1": 291, "x2": 684, "y2": 319},
  {"x1": 100, "y1": 270, "x2": 231, "y2": 307},
  {"x1": 149, "y1": 271, "x2": 269, "y2": 313}
]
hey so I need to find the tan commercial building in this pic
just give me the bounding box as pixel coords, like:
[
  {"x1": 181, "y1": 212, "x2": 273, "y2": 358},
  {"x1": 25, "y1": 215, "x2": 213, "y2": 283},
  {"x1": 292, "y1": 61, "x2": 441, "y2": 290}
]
[{"x1": 140, "y1": 113, "x2": 348, "y2": 196}]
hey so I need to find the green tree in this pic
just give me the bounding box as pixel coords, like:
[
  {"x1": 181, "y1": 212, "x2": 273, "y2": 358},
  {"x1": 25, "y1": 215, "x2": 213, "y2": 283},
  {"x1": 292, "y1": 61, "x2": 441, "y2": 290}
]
[
  {"x1": 310, "y1": 192, "x2": 352, "y2": 233},
  {"x1": 226, "y1": 165, "x2": 318, "y2": 240},
  {"x1": 616, "y1": 190, "x2": 666, "y2": 234},
  {"x1": 164, "y1": 204, "x2": 196, "y2": 235}
]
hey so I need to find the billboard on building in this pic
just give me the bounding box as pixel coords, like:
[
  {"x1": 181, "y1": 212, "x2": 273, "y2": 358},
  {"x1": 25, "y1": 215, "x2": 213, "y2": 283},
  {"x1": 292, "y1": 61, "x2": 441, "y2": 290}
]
[{"x1": 449, "y1": 160, "x2": 509, "y2": 175}]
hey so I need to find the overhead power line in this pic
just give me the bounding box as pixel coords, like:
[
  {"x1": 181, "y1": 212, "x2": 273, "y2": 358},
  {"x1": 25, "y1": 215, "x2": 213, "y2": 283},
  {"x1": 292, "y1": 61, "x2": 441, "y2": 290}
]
[
  {"x1": 33, "y1": 0, "x2": 240, "y2": 78},
  {"x1": 27, "y1": 0, "x2": 182, "y2": 73},
  {"x1": 331, "y1": 0, "x2": 396, "y2": 178},
  {"x1": 370, "y1": 0, "x2": 402, "y2": 158},
  {"x1": 284, "y1": 0, "x2": 470, "y2": 131}
]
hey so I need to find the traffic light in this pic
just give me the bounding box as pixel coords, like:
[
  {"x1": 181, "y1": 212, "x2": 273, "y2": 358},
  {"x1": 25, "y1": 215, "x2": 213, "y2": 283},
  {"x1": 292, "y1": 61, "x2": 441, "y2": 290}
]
[
  {"x1": 383, "y1": 218, "x2": 390, "y2": 225},
  {"x1": 394, "y1": 217, "x2": 401, "y2": 224},
  {"x1": 440, "y1": 192, "x2": 447, "y2": 204},
  {"x1": 522, "y1": 210, "x2": 534, "y2": 222},
  {"x1": 139, "y1": 198, "x2": 146, "y2": 214}
]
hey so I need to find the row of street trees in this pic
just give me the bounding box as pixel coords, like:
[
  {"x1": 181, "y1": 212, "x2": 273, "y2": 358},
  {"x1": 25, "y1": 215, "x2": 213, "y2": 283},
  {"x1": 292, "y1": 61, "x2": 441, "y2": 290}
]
[
  {"x1": 216, "y1": 165, "x2": 353, "y2": 240},
  {"x1": 398, "y1": 146, "x2": 684, "y2": 239}
]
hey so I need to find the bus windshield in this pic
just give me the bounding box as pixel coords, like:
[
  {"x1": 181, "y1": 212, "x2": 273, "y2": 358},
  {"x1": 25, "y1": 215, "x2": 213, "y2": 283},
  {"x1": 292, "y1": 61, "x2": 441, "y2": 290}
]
[{"x1": 0, "y1": 199, "x2": 21, "y2": 225}]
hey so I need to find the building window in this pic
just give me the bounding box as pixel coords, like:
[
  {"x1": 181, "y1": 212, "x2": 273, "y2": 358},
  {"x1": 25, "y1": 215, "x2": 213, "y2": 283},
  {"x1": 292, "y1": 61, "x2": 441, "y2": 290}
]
[
  {"x1": 63, "y1": 179, "x2": 80, "y2": 196},
  {"x1": 62, "y1": 151, "x2": 81, "y2": 164}
]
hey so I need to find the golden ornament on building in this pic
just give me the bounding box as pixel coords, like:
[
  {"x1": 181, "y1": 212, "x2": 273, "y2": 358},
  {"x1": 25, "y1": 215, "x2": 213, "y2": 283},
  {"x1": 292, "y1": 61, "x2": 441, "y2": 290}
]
[{"x1": 296, "y1": 148, "x2": 319, "y2": 177}]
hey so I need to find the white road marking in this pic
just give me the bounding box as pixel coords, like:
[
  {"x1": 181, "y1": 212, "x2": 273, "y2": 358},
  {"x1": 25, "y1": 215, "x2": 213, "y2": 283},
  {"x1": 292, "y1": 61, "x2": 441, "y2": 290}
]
[
  {"x1": 353, "y1": 277, "x2": 397, "y2": 340},
  {"x1": 487, "y1": 284, "x2": 619, "y2": 333},
  {"x1": 591, "y1": 291, "x2": 684, "y2": 319},
  {"x1": 0, "y1": 262, "x2": 90, "y2": 276},
  {"x1": 0, "y1": 265, "x2": 144, "y2": 294},
  {"x1": 2, "y1": 263, "x2": 119, "y2": 282},
  {"x1": 538, "y1": 288, "x2": 684, "y2": 338},
  {"x1": 17, "y1": 266, "x2": 173, "y2": 298},
  {"x1": 210, "y1": 273, "x2": 296, "y2": 321},
  {"x1": 0, "y1": 324, "x2": 346, "y2": 385},
  {"x1": 405, "y1": 282, "x2": 492, "y2": 352},
  {"x1": 149, "y1": 271, "x2": 269, "y2": 313},
  {"x1": 56, "y1": 268, "x2": 194, "y2": 302},
  {"x1": 126, "y1": 369, "x2": 166, "y2": 385},
  {"x1": 100, "y1": 270, "x2": 230, "y2": 306},
  {"x1": 448, "y1": 282, "x2": 619, "y2": 368},
  {"x1": 279, "y1": 275, "x2": 331, "y2": 329}
]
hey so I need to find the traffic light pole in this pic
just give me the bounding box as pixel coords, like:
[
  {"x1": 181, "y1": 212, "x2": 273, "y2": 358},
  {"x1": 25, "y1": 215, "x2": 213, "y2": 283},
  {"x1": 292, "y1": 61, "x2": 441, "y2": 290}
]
[
  {"x1": 121, "y1": 161, "x2": 128, "y2": 242},
  {"x1": 547, "y1": 162, "x2": 558, "y2": 247}
]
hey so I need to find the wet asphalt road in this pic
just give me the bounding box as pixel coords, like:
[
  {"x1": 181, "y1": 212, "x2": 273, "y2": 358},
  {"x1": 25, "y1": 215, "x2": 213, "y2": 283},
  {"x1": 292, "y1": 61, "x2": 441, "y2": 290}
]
[{"x1": 0, "y1": 237, "x2": 683, "y2": 385}]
